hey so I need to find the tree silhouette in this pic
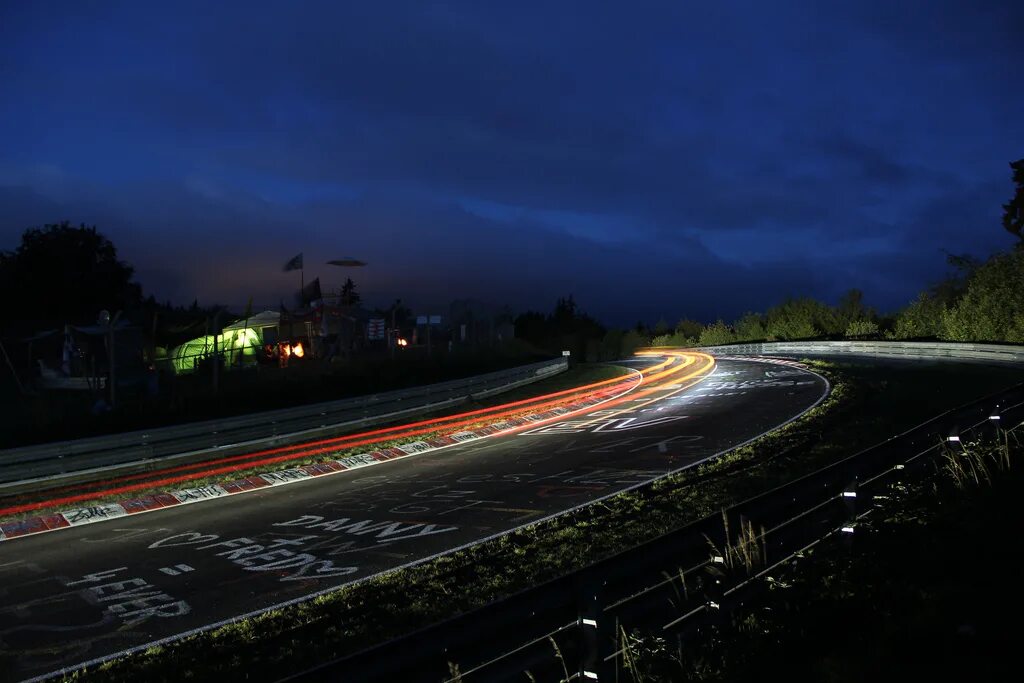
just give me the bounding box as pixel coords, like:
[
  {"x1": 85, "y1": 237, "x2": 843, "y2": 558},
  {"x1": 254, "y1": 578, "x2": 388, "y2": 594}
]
[
  {"x1": 1002, "y1": 158, "x2": 1024, "y2": 245},
  {"x1": 0, "y1": 221, "x2": 141, "y2": 329},
  {"x1": 340, "y1": 277, "x2": 361, "y2": 306}
]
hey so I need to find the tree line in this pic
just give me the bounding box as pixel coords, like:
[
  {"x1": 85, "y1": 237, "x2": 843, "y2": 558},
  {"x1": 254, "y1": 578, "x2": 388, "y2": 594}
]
[
  {"x1": 5, "y1": 158, "x2": 1022, "y2": 355},
  {"x1": 520, "y1": 157, "x2": 1024, "y2": 355}
]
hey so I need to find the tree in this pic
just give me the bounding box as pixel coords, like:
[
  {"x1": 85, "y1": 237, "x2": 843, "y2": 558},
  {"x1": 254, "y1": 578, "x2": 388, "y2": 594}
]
[
  {"x1": 0, "y1": 221, "x2": 141, "y2": 328},
  {"x1": 764, "y1": 298, "x2": 834, "y2": 339},
  {"x1": 836, "y1": 289, "x2": 867, "y2": 327},
  {"x1": 733, "y1": 312, "x2": 766, "y2": 342},
  {"x1": 844, "y1": 319, "x2": 879, "y2": 338},
  {"x1": 675, "y1": 318, "x2": 703, "y2": 340},
  {"x1": 600, "y1": 328, "x2": 625, "y2": 360},
  {"x1": 1002, "y1": 158, "x2": 1024, "y2": 244},
  {"x1": 514, "y1": 310, "x2": 547, "y2": 347},
  {"x1": 891, "y1": 293, "x2": 944, "y2": 339},
  {"x1": 620, "y1": 329, "x2": 647, "y2": 357},
  {"x1": 699, "y1": 320, "x2": 735, "y2": 346},
  {"x1": 340, "y1": 277, "x2": 361, "y2": 306},
  {"x1": 940, "y1": 250, "x2": 1024, "y2": 342}
]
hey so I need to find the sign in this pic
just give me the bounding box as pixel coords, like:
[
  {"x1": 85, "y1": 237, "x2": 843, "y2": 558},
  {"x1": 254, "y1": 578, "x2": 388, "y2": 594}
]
[
  {"x1": 562, "y1": 350, "x2": 571, "y2": 356},
  {"x1": 429, "y1": 315, "x2": 442, "y2": 325},
  {"x1": 367, "y1": 319, "x2": 386, "y2": 340},
  {"x1": 416, "y1": 315, "x2": 427, "y2": 325}
]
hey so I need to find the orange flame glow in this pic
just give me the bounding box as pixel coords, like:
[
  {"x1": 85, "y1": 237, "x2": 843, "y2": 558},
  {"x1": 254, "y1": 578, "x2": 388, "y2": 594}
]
[{"x1": 291, "y1": 342, "x2": 305, "y2": 358}]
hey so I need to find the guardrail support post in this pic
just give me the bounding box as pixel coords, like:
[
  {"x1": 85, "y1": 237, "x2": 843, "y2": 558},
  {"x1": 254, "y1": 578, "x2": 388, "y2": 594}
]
[
  {"x1": 577, "y1": 578, "x2": 613, "y2": 681},
  {"x1": 841, "y1": 481, "x2": 858, "y2": 519},
  {"x1": 840, "y1": 481, "x2": 858, "y2": 554}
]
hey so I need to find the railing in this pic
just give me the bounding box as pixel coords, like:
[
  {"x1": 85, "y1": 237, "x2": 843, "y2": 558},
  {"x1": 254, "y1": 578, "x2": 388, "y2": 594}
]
[
  {"x1": 282, "y1": 379, "x2": 1024, "y2": 683},
  {"x1": 0, "y1": 358, "x2": 567, "y2": 487},
  {"x1": 694, "y1": 340, "x2": 1024, "y2": 364}
]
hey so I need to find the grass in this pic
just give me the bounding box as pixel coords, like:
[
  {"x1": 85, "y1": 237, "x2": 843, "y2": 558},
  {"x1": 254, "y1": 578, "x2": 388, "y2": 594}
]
[
  {"x1": 620, "y1": 426, "x2": 1024, "y2": 683},
  {"x1": 43, "y1": 359, "x2": 1024, "y2": 682}
]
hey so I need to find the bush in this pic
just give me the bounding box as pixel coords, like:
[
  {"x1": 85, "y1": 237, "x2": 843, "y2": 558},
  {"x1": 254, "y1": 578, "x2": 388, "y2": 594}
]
[
  {"x1": 698, "y1": 320, "x2": 735, "y2": 346},
  {"x1": 844, "y1": 319, "x2": 879, "y2": 338},
  {"x1": 892, "y1": 293, "x2": 944, "y2": 339},
  {"x1": 939, "y1": 250, "x2": 1024, "y2": 342},
  {"x1": 764, "y1": 298, "x2": 832, "y2": 340},
  {"x1": 733, "y1": 312, "x2": 766, "y2": 342},
  {"x1": 620, "y1": 329, "x2": 648, "y2": 357},
  {"x1": 650, "y1": 332, "x2": 694, "y2": 348}
]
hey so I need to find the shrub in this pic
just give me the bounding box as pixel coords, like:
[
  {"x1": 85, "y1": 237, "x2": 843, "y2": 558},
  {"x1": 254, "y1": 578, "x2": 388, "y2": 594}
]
[
  {"x1": 939, "y1": 250, "x2": 1024, "y2": 342},
  {"x1": 892, "y1": 293, "x2": 943, "y2": 339},
  {"x1": 844, "y1": 319, "x2": 879, "y2": 338},
  {"x1": 698, "y1": 320, "x2": 735, "y2": 346}
]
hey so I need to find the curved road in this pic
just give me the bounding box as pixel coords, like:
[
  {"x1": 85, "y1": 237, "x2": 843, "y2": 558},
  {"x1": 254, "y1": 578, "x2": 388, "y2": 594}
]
[{"x1": 0, "y1": 354, "x2": 827, "y2": 681}]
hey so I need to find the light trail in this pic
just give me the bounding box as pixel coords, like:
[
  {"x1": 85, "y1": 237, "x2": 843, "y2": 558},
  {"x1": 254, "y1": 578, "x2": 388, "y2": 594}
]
[
  {"x1": 3, "y1": 357, "x2": 674, "y2": 505},
  {"x1": 0, "y1": 352, "x2": 713, "y2": 517}
]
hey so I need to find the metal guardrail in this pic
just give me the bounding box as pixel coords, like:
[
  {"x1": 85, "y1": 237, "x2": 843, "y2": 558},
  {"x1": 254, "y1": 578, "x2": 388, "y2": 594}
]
[
  {"x1": 0, "y1": 358, "x2": 567, "y2": 486},
  {"x1": 284, "y1": 378, "x2": 1024, "y2": 683},
  {"x1": 695, "y1": 340, "x2": 1024, "y2": 364}
]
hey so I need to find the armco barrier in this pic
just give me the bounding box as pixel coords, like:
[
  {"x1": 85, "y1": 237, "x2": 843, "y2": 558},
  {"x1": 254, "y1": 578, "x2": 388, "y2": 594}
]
[
  {"x1": 693, "y1": 340, "x2": 1024, "y2": 364},
  {"x1": 0, "y1": 357, "x2": 567, "y2": 486}
]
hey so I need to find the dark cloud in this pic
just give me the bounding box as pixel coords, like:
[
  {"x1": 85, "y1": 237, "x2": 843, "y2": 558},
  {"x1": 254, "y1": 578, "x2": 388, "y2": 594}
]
[{"x1": 0, "y1": 1, "x2": 1021, "y2": 324}]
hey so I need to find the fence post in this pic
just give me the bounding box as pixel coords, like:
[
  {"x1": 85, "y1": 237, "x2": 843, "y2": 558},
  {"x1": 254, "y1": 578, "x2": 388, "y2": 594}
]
[
  {"x1": 577, "y1": 576, "x2": 613, "y2": 681},
  {"x1": 840, "y1": 480, "x2": 858, "y2": 553}
]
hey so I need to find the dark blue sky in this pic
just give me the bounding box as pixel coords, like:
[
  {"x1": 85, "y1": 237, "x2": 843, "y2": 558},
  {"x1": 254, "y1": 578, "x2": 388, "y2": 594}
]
[{"x1": 1, "y1": 1, "x2": 1021, "y2": 325}]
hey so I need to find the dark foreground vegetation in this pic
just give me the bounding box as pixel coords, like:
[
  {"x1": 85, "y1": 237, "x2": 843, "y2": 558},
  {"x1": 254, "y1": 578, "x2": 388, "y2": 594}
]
[
  {"x1": 47, "y1": 360, "x2": 1023, "y2": 682},
  {"x1": 621, "y1": 432, "x2": 1024, "y2": 683}
]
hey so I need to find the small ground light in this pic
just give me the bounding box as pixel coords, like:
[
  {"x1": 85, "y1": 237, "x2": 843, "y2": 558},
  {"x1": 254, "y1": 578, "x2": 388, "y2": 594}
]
[
  {"x1": 842, "y1": 491, "x2": 857, "y2": 498},
  {"x1": 712, "y1": 555, "x2": 724, "y2": 564},
  {"x1": 583, "y1": 672, "x2": 598, "y2": 680},
  {"x1": 841, "y1": 526, "x2": 855, "y2": 534},
  {"x1": 947, "y1": 435, "x2": 961, "y2": 442},
  {"x1": 581, "y1": 618, "x2": 597, "y2": 627},
  {"x1": 990, "y1": 415, "x2": 1001, "y2": 421}
]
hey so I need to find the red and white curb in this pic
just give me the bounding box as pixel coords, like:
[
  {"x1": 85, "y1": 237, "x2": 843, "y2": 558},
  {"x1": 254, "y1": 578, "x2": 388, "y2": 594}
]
[{"x1": 0, "y1": 379, "x2": 639, "y2": 543}]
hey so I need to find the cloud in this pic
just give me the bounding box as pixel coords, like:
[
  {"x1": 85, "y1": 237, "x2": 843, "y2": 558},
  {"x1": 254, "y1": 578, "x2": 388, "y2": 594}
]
[{"x1": 1, "y1": 1, "x2": 1021, "y2": 324}]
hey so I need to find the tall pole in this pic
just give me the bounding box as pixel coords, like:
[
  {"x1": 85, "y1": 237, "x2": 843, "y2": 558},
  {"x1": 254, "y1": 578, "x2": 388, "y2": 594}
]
[{"x1": 212, "y1": 309, "x2": 221, "y2": 394}]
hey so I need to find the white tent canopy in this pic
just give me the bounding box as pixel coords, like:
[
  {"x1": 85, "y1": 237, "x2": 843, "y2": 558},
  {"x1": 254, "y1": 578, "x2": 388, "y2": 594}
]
[{"x1": 223, "y1": 310, "x2": 280, "y2": 331}]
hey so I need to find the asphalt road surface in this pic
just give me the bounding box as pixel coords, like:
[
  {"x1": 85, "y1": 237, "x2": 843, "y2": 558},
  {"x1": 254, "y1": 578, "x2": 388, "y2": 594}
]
[{"x1": 0, "y1": 356, "x2": 827, "y2": 682}]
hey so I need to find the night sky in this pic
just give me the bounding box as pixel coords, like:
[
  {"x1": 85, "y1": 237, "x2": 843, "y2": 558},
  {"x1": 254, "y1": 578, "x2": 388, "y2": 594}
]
[{"x1": 1, "y1": 2, "x2": 1021, "y2": 325}]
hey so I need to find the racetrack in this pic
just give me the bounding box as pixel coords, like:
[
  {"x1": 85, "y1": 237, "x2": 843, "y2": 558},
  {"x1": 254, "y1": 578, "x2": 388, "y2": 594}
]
[{"x1": 0, "y1": 353, "x2": 828, "y2": 681}]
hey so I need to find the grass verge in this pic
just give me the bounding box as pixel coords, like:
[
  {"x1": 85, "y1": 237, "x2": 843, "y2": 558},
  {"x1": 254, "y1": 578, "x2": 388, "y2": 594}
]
[{"x1": 619, "y1": 427, "x2": 1024, "y2": 683}]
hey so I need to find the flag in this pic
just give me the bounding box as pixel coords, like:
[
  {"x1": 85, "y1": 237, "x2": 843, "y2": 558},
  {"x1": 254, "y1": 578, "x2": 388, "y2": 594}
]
[
  {"x1": 299, "y1": 277, "x2": 322, "y2": 306},
  {"x1": 283, "y1": 253, "x2": 303, "y2": 272}
]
